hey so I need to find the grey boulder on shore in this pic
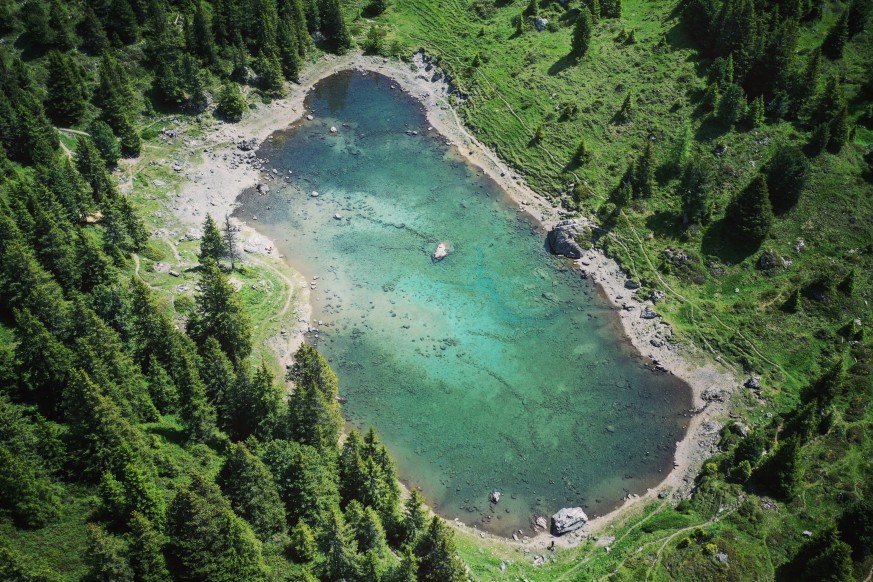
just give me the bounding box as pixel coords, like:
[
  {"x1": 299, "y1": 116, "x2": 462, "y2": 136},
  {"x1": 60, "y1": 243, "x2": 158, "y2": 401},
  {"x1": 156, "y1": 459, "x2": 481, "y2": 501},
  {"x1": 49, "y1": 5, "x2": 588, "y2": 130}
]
[
  {"x1": 547, "y1": 219, "x2": 588, "y2": 259},
  {"x1": 551, "y1": 507, "x2": 588, "y2": 535}
]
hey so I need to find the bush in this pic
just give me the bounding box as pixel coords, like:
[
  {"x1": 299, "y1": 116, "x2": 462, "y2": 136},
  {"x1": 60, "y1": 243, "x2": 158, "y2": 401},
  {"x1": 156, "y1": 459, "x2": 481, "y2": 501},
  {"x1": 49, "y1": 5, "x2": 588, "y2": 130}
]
[{"x1": 216, "y1": 83, "x2": 246, "y2": 122}]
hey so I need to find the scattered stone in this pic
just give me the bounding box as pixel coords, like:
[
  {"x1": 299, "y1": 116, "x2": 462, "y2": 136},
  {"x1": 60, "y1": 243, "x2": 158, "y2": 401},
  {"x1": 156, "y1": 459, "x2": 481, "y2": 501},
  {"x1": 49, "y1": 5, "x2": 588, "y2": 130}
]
[
  {"x1": 802, "y1": 530, "x2": 813, "y2": 538},
  {"x1": 650, "y1": 290, "x2": 666, "y2": 303},
  {"x1": 152, "y1": 179, "x2": 166, "y2": 187},
  {"x1": 330, "y1": 126, "x2": 338, "y2": 134},
  {"x1": 257, "y1": 183, "x2": 269, "y2": 194},
  {"x1": 168, "y1": 270, "x2": 180, "y2": 277},
  {"x1": 533, "y1": 17, "x2": 549, "y2": 31},
  {"x1": 715, "y1": 552, "x2": 729, "y2": 564},
  {"x1": 624, "y1": 280, "x2": 640, "y2": 290},
  {"x1": 731, "y1": 422, "x2": 750, "y2": 437},
  {"x1": 237, "y1": 137, "x2": 259, "y2": 151},
  {"x1": 551, "y1": 507, "x2": 588, "y2": 535},
  {"x1": 311, "y1": 191, "x2": 320, "y2": 197},
  {"x1": 658, "y1": 490, "x2": 669, "y2": 499},
  {"x1": 794, "y1": 239, "x2": 806, "y2": 253},
  {"x1": 490, "y1": 491, "x2": 501, "y2": 504},
  {"x1": 433, "y1": 242, "x2": 449, "y2": 262},
  {"x1": 744, "y1": 376, "x2": 762, "y2": 390},
  {"x1": 532, "y1": 555, "x2": 546, "y2": 567},
  {"x1": 535, "y1": 516, "x2": 548, "y2": 530}
]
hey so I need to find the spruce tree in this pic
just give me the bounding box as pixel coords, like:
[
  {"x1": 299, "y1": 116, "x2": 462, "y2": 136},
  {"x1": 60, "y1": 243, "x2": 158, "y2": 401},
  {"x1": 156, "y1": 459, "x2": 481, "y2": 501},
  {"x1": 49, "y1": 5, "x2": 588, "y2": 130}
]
[
  {"x1": 748, "y1": 95, "x2": 765, "y2": 127},
  {"x1": 216, "y1": 82, "x2": 246, "y2": 121},
  {"x1": 321, "y1": 509, "x2": 360, "y2": 581},
  {"x1": 285, "y1": 345, "x2": 344, "y2": 452},
  {"x1": 822, "y1": 10, "x2": 849, "y2": 60},
  {"x1": 765, "y1": 144, "x2": 809, "y2": 213},
  {"x1": 225, "y1": 363, "x2": 281, "y2": 441},
  {"x1": 716, "y1": 83, "x2": 747, "y2": 126},
  {"x1": 277, "y1": 21, "x2": 302, "y2": 80},
  {"x1": 89, "y1": 121, "x2": 122, "y2": 168},
  {"x1": 588, "y1": 0, "x2": 600, "y2": 22},
  {"x1": 679, "y1": 154, "x2": 714, "y2": 225},
  {"x1": 186, "y1": 259, "x2": 253, "y2": 366},
  {"x1": 45, "y1": 51, "x2": 88, "y2": 126},
  {"x1": 755, "y1": 435, "x2": 801, "y2": 499},
  {"x1": 415, "y1": 517, "x2": 466, "y2": 582},
  {"x1": 571, "y1": 9, "x2": 593, "y2": 60},
  {"x1": 724, "y1": 174, "x2": 774, "y2": 245},
  {"x1": 217, "y1": 442, "x2": 286, "y2": 542},
  {"x1": 118, "y1": 119, "x2": 142, "y2": 158},
  {"x1": 289, "y1": 520, "x2": 317, "y2": 562},
  {"x1": 127, "y1": 512, "x2": 171, "y2": 582},
  {"x1": 633, "y1": 141, "x2": 655, "y2": 198},
  {"x1": 366, "y1": 0, "x2": 389, "y2": 16},
  {"x1": 827, "y1": 103, "x2": 850, "y2": 152},
  {"x1": 198, "y1": 336, "x2": 236, "y2": 422},
  {"x1": 807, "y1": 123, "x2": 830, "y2": 156},
  {"x1": 847, "y1": 0, "x2": 870, "y2": 36},
  {"x1": 166, "y1": 474, "x2": 269, "y2": 581},
  {"x1": 199, "y1": 215, "x2": 226, "y2": 265},
  {"x1": 190, "y1": 3, "x2": 218, "y2": 66},
  {"x1": 401, "y1": 489, "x2": 429, "y2": 547},
  {"x1": 320, "y1": 0, "x2": 352, "y2": 54},
  {"x1": 146, "y1": 361, "x2": 178, "y2": 414},
  {"x1": 85, "y1": 523, "x2": 134, "y2": 582},
  {"x1": 80, "y1": 6, "x2": 111, "y2": 54}
]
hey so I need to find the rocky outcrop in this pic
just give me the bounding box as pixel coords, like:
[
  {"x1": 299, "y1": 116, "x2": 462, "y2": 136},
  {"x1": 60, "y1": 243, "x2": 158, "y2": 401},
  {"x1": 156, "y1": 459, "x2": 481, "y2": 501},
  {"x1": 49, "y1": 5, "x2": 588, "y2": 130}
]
[
  {"x1": 433, "y1": 242, "x2": 449, "y2": 262},
  {"x1": 551, "y1": 507, "x2": 588, "y2": 535},
  {"x1": 547, "y1": 219, "x2": 588, "y2": 259}
]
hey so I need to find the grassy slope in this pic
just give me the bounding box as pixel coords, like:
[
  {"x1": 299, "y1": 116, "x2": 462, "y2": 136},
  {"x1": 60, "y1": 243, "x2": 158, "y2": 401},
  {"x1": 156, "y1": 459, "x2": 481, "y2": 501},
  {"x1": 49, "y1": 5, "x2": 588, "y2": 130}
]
[{"x1": 351, "y1": 0, "x2": 873, "y2": 579}]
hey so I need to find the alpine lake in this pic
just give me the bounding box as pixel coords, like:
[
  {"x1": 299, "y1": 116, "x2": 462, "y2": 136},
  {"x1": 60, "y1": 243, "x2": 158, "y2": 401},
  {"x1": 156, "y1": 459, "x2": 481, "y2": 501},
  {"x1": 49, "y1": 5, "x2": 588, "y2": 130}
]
[{"x1": 235, "y1": 70, "x2": 692, "y2": 536}]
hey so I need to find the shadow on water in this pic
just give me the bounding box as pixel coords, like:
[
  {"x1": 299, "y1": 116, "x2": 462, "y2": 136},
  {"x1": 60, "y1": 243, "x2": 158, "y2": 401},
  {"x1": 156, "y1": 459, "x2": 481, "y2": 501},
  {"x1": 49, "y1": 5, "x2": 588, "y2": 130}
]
[{"x1": 235, "y1": 70, "x2": 694, "y2": 536}]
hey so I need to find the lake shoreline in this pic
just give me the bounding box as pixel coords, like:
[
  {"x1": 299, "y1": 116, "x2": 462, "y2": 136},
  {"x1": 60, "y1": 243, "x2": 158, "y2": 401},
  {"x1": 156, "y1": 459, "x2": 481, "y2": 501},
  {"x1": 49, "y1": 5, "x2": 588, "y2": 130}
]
[{"x1": 174, "y1": 52, "x2": 739, "y2": 549}]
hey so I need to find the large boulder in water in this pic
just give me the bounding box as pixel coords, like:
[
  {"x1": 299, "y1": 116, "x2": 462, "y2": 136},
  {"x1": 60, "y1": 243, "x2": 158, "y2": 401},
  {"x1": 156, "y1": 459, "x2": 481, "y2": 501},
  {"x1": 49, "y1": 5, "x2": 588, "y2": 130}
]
[
  {"x1": 547, "y1": 219, "x2": 587, "y2": 259},
  {"x1": 551, "y1": 507, "x2": 588, "y2": 535}
]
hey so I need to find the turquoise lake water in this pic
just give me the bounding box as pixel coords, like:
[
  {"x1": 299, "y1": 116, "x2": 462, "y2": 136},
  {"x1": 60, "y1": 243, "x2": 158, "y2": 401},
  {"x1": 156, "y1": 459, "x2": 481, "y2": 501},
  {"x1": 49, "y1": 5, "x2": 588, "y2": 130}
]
[{"x1": 236, "y1": 70, "x2": 692, "y2": 535}]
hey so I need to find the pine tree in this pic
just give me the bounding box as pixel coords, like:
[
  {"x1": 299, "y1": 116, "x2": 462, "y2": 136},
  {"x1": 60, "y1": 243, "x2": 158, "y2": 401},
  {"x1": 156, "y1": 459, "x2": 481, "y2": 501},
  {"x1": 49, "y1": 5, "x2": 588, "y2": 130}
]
[
  {"x1": 289, "y1": 520, "x2": 317, "y2": 562},
  {"x1": 802, "y1": 528, "x2": 856, "y2": 582},
  {"x1": 633, "y1": 141, "x2": 655, "y2": 198},
  {"x1": 783, "y1": 287, "x2": 803, "y2": 313},
  {"x1": 748, "y1": 95, "x2": 765, "y2": 126},
  {"x1": 190, "y1": 3, "x2": 218, "y2": 66},
  {"x1": 847, "y1": 0, "x2": 870, "y2": 36},
  {"x1": 127, "y1": 512, "x2": 171, "y2": 582},
  {"x1": 765, "y1": 144, "x2": 809, "y2": 213},
  {"x1": 118, "y1": 119, "x2": 142, "y2": 158},
  {"x1": 724, "y1": 174, "x2": 774, "y2": 245},
  {"x1": 217, "y1": 442, "x2": 286, "y2": 542},
  {"x1": 261, "y1": 439, "x2": 341, "y2": 528},
  {"x1": 812, "y1": 75, "x2": 846, "y2": 125},
  {"x1": 797, "y1": 48, "x2": 821, "y2": 107},
  {"x1": 254, "y1": 51, "x2": 285, "y2": 93},
  {"x1": 75, "y1": 136, "x2": 117, "y2": 204},
  {"x1": 827, "y1": 103, "x2": 850, "y2": 152},
  {"x1": 716, "y1": 83, "x2": 747, "y2": 126},
  {"x1": 415, "y1": 517, "x2": 466, "y2": 582},
  {"x1": 198, "y1": 336, "x2": 236, "y2": 422},
  {"x1": 199, "y1": 215, "x2": 226, "y2": 265},
  {"x1": 321, "y1": 509, "x2": 360, "y2": 581},
  {"x1": 216, "y1": 82, "x2": 246, "y2": 121},
  {"x1": 13, "y1": 308, "x2": 73, "y2": 415},
  {"x1": 166, "y1": 473, "x2": 269, "y2": 581},
  {"x1": 837, "y1": 269, "x2": 855, "y2": 295},
  {"x1": 822, "y1": 10, "x2": 849, "y2": 60},
  {"x1": 80, "y1": 6, "x2": 111, "y2": 54},
  {"x1": 86, "y1": 523, "x2": 134, "y2": 582},
  {"x1": 601, "y1": 0, "x2": 621, "y2": 18},
  {"x1": 571, "y1": 9, "x2": 593, "y2": 60},
  {"x1": 755, "y1": 435, "x2": 801, "y2": 499},
  {"x1": 320, "y1": 0, "x2": 352, "y2": 54},
  {"x1": 277, "y1": 21, "x2": 302, "y2": 80},
  {"x1": 588, "y1": 0, "x2": 600, "y2": 22},
  {"x1": 679, "y1": 155, "x2": 714, "y2": 226},
  {"x1": 146, "y1": 361, "x2": 178, "y2": 414},
  {"x1": 401, "y1": 489, "x2": 429, "y2": 546},
  {"x1": 391, "y1": 547, "x2": 418, "y2": 582},
  {"x1": 186, "y1": 259, "x2": 253, "y2": 366},
  {"x1": 807, "y1": 123, "x2": 830, "y2": 156},
  {"x1": 225, "y1": 362, "x2": 281, "y2": 441},
  {"x1": 285, "y1": 345, "x2": 344, "y2": 452},
  {"x1": 89, "y1": 121, "x2": 122, "y2": 167},
  {"x1": 45, "y1": 51, "x2": 89, "y2": 125},
  {"x1": 573, "y1": 140, "x2": 589, "y2": 165}
]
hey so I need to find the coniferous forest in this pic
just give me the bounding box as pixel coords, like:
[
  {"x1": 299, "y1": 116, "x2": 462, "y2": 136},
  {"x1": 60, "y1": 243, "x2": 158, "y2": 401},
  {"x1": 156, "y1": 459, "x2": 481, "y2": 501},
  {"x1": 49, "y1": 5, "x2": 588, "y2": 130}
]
[{"x1": 0, "y1": 0, "x2": 872, "y2": 579}]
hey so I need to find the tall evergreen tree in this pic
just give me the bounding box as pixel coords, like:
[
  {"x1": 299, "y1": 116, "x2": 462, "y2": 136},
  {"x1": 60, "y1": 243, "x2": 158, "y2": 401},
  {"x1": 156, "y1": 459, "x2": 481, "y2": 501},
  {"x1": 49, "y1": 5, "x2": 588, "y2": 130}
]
[
  {"x1": 44, "y1": 52, "x2": 89, "y2": 126},
  {"x1": 765, "y1": 144, "x2": 809, "y2": 213},
  {"x1": 570, "y1": 9, "x2": 593, "y2": 60},
  {"x1": 199, "y1": 215, "x2": 226, "y2": 265},
  {"x1": 724, "y1": 174, "x2": 773, "y2": 245},
  {"x1": 225, "y1": 363, "x2": 281, "y2": 441},
  {"x1": 89, "y1": 121, "x2": 121, "y2": 168},
  {"x1": 198, "y1": 336, "x2": 236, "y2": 423},
  {"x1": 217, "y1": 442, "x2": 286, "y2": 542},
  {"x1": 320, "y1": 509, "x2": 360, "y2": 581},
  {"x1": 85, "y1": 523, "x2": 134, "y2": 582},
  {"x1": 186, "y1": 259, "x2": 253, "y2": 366},
  {"x1": 415, "y1": 517, "x2": 466, "y2": 582},
  {"x1": 127, "y1": 512, "x2": 171, "y2": 582},
  {"x1": 679, "y1": 154, "x2": 714, "y2": 225},
  {"x1": 285, "y1": 345, "x2": 343, "y2": 452},
  {"x1": 319, "y1": 0, "x2": 352, "y2": 54}
]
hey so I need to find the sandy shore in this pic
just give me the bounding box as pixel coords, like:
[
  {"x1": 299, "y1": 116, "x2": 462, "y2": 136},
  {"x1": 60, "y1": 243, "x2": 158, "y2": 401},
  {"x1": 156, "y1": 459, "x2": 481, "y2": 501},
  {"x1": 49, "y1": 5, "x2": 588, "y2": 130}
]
[{"x1": 172, "y1": 51, "x2": 739, "y2": 550}]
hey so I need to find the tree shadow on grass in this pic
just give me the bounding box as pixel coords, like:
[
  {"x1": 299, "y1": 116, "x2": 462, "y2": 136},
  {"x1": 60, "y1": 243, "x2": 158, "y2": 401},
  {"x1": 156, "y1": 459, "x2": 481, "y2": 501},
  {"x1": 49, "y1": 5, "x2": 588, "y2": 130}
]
[
  {"x1": 145, "y1": 423, "x2": 187, "y2": 446},
  {"x1": 700, "y1": 219, "x2": 761, "y2": 264},
  {"x1": 548, "y1": 55, "x2": 575, "y2": 76},
  {"x1": 644, "y1": 210, "x2": 683, "y2": 240}
]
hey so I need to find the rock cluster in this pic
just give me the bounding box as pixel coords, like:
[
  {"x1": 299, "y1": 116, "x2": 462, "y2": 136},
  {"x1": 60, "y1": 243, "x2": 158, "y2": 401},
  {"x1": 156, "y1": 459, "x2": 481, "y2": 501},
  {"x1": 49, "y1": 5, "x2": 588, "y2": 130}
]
[
  {"x1": 551, "y1": 507, "x2": 588, "y2": 535},
  {"x1": 547, "y1": 219, "x2": 588, "y2": 259}
]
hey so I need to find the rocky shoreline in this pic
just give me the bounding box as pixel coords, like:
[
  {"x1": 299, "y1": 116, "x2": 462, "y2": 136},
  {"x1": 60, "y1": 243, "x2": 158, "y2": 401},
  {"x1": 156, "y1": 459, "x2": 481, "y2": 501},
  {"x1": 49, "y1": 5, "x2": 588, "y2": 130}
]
[{"x1": 167, "y1": 51, "x2": 739, "y2": 551}]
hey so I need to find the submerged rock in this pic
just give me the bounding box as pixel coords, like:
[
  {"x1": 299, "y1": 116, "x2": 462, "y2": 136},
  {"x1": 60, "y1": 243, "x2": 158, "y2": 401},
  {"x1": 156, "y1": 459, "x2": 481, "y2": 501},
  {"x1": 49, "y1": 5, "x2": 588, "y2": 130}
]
[
  {"x1": 433, "y1": 242, "x2": 449, "y2": 262},
  {"x1": 547, "y1": 219, "x2": 588, "y2": 259},
  {"x1": 551, "y1": 507, "x2": 588, "y2": 535},
  {"x1": 490, "y1": 491, "x2": 501, "y2": 504}
]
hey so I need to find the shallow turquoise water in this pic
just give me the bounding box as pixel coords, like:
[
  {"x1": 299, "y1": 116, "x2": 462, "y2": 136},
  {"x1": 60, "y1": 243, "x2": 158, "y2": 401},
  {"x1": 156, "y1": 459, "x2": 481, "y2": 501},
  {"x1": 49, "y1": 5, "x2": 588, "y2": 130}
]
[{"x1": 237, "y1": 70, "x2": 692, "y2": 535}]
